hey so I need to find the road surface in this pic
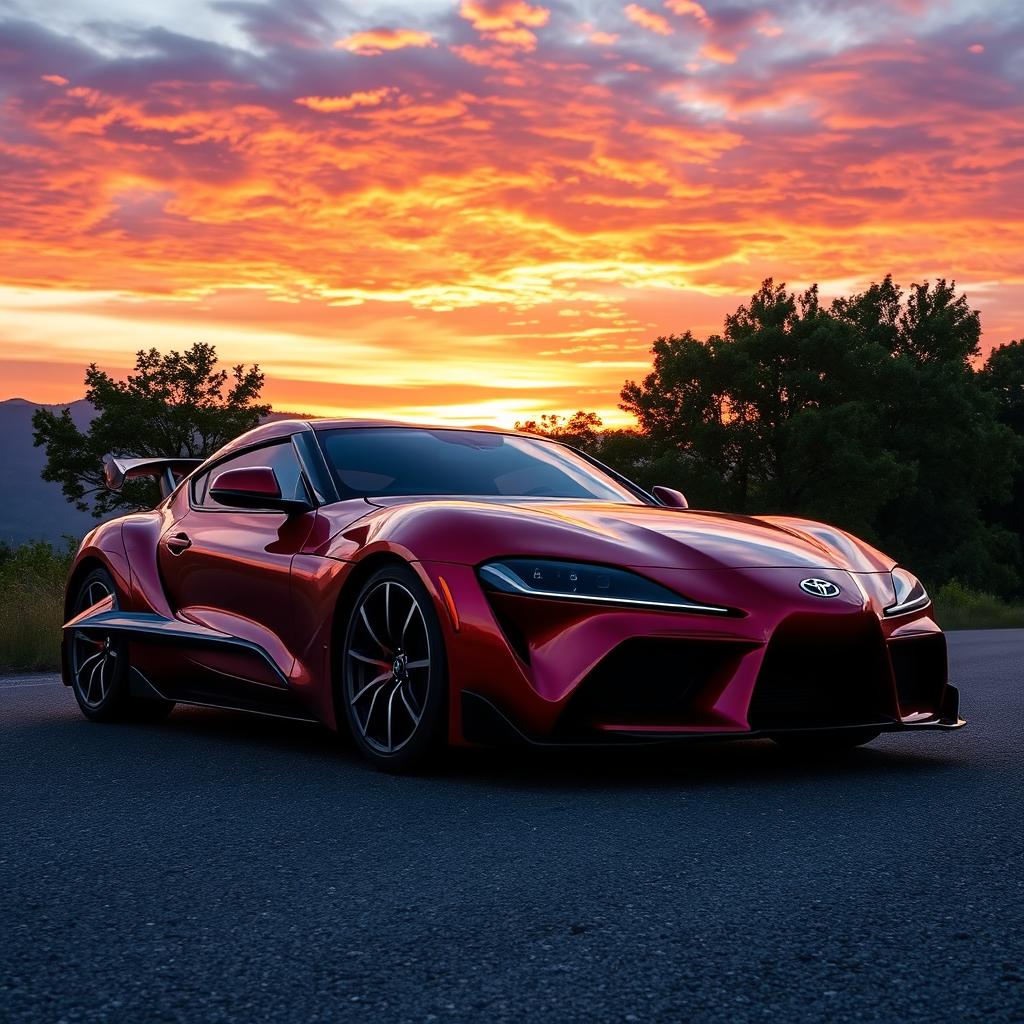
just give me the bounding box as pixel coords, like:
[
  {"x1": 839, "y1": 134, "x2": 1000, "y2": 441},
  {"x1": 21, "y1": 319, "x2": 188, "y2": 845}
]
[{"x1": 1, "y1": 630, "x2": 1022, "y2": 1022}]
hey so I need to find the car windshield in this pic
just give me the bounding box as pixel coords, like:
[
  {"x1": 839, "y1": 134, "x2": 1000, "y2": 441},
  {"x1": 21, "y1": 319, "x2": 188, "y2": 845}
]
[{"x1": 317, "y1": 427, "x2": 646, "y2": 504}]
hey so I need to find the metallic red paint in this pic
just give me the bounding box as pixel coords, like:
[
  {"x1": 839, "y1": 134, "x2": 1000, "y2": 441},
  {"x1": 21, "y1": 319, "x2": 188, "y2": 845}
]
[
  {"x1": 209, "y1": 465, "x2": 282, "y2": 500},
  {"x1": 61, "y1": 419, "x2": 964, "y2": 755}
]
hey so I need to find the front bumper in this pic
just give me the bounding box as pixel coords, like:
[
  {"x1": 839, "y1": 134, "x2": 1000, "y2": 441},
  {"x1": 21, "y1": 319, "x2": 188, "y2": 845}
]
[{"x1": 419, "y1": 561, "x2": 964, "y2": 747}]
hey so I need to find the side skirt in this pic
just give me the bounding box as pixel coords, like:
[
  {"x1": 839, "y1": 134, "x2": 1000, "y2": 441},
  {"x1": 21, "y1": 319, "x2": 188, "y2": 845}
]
[
  {"x1": 131, "y1": 667, "x2": 318, "y2": 724},
  {"x1": 64, "y1": 609, "x2": 316, "y2": 721}
]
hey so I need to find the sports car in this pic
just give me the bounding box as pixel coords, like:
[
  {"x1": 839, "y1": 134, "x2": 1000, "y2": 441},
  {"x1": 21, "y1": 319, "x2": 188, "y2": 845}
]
[{"x1": 62, "y1": 419, "x2": 964, "y2": 770}]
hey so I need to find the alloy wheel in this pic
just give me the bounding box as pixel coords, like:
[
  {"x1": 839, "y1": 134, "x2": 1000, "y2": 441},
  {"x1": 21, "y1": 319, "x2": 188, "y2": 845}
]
[
  {"x1": 345, "y1": 580, "x2": 432, "y2": 754},
  {"x1": 71, "y1": 576, "x2": 119, "y2": 710}
]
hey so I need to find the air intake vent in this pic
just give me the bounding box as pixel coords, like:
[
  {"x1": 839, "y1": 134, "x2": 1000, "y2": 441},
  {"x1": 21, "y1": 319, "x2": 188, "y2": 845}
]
[{"x1": 749, "y1": 615, "x2": 894, "y2": 728}]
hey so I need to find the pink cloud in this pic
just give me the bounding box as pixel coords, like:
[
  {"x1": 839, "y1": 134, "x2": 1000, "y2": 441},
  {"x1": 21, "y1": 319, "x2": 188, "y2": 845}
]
[{"x1": 665, "y1": 0, "x2": 712, "y2": 29}]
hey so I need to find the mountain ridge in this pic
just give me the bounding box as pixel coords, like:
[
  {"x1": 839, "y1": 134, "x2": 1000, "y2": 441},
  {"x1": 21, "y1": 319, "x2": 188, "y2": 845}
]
[{"x1": 0, "y1": 398, "x2": 97, "y2": 545}]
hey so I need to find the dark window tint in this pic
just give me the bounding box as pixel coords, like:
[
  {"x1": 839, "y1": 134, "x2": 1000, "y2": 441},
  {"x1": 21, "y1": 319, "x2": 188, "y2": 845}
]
[
  {"x1": 192, "y1": 440, "x2": 309, "y2": 509},
  {"x1": 317, "y1": 428, "x2": 642, "y2": 503}
]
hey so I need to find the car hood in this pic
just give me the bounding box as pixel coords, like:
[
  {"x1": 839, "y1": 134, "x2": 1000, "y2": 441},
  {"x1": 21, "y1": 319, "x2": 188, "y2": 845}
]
[{"x1": 357, "y1": 497, "x2": 895, "y2": 573}]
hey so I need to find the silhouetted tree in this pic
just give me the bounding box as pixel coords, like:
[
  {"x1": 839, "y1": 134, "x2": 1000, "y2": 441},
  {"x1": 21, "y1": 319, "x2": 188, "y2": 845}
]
[
  {"x1": 613, "y1": 277, "x2": 1020, "y2": 593},
  {"x1": 514, "y1": 410, "x2": 604, "y2": 448},
  {"x1": 33, "y1": 343, "x2": 270, "y2": 517},
  {"x1": 980, "y1": 339, "x2": 1024, "y2": 594}
]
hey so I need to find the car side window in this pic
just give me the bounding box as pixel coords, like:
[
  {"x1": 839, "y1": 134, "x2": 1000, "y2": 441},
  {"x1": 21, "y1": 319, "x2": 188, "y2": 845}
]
[{"x1": 192, "y1": 441, "x2": 310, "y2": 510}]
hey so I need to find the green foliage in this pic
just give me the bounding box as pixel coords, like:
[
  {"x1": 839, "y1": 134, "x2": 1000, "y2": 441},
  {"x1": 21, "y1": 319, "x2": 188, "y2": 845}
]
[
  {"x1": 32, "y1": 342, "x2": 270, "y2": 518},
  {"x1": 932, "y1": 580, "x2": 1024, "y2": 631},
  {"x1": 0, "y1": 539, "x2": 77, "y2": 672},
  {"x1": 980, "y1": 339, "x2": 1024, "y2": 581},
  {"x1": 616, "y1": 277, "x2": 1023, "y2": 596}
]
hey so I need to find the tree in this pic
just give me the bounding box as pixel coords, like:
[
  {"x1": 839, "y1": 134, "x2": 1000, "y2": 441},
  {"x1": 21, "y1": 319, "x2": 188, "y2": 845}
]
[
  {"x1": 619, "y1": 278, "x2": 1021, "y2": 593},
  {"x1": 980, "y1": 340, "x2": 1024, "y2": 594},
  {"x1": 514, "y1": 410, "x2": 604, "y2": 448},
  {"x1": 33, "y1": 343, "x2": 270, "y2": 517}
]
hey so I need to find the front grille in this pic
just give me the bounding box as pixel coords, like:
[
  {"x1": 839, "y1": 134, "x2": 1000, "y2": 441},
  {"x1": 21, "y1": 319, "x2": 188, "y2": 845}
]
[
  {"x1": 748, "y1": 615, "x2": 894, "y2": 729},
  {"x1": 555, "y1": 638, "x2": 747, "y2": 735}
]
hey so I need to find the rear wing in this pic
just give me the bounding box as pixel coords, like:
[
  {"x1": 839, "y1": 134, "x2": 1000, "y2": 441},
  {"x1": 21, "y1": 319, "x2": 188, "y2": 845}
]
[{"x1": 102, "y1": 454, "x2": 204, "y2": 498}]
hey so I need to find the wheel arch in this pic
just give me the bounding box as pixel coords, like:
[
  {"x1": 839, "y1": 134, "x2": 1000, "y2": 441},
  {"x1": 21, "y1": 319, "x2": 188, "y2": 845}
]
[{"x1": 64, "y1": 555, "x2": 115, "y2": 621}]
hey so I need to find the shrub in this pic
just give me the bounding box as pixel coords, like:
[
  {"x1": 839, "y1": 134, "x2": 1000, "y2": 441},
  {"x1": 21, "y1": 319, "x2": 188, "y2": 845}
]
[
  {"x1": 0, "y1": 539, "x2": 76, "y2": 672},
  {"x1": 931, "y1": 579, "x2": 1024, "y2": 631}
]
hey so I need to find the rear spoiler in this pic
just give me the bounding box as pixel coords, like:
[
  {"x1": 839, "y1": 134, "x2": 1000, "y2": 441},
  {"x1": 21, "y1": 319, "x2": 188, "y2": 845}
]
[{"x1": 102, "y1": 454, "x2": 204, "y2": 498}]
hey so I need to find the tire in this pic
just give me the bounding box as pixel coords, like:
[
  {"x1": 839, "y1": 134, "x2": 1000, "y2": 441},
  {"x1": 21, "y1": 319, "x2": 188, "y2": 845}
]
[
  {"x1": 69, "y1": 567, "x2": 175, "y2": 723},
  {"x1": 769, "y1": 726, "x2": 880, "y2": 753},
  {"x1": 340, "y1": 564, "x2": 448, "y2": 772}
]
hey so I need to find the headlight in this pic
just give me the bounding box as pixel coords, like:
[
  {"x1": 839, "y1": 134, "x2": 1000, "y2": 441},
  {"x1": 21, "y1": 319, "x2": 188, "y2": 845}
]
[
  {"x1": 885, "y1": 568, "x2": 930, "y2": 616},
  {"x1": 478, "y1": 558, "x2": 731, "y2": 614}
]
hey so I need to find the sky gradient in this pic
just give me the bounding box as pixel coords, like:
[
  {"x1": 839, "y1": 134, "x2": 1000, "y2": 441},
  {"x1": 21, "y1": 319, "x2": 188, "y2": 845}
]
[{"x1": 1, "y1": 0, "x2": 1022, "y2": 424}]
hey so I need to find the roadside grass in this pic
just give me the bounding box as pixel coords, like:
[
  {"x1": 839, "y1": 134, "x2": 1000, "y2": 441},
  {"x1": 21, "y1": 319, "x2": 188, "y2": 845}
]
[
  {"x1": 0, "y1": 540, "x2": 75, "y2": 673},
  {"x1": 932, "y1": 579, "x2": 1024, "y2": 631}
]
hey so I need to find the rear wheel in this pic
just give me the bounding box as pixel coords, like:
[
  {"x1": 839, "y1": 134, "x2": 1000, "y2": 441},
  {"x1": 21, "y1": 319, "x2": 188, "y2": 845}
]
[
  {"x1": 69, "y1": 567, "x2": 175, "y2": 722},
  {"x1": 769, "y1": 726, "x2": 880, "y2": 753},
  {"x1": 341, "y1": 565, "x2": 447, "y2": 772}
]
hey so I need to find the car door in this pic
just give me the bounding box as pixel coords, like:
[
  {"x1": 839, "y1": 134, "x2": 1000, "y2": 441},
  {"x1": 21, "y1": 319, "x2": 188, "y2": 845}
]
[{"x1": 155, "y1": 437, "x2": 317, "y2": 706}]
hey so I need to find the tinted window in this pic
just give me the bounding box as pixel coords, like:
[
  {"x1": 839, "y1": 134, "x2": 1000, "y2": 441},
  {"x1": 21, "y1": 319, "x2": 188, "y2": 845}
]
[
  {"x1": 192, "y1": 440, "x2": 309, "y2": 509},
  {"x1": 318, "y1": 428, "x2": 642, "y2": 503}
]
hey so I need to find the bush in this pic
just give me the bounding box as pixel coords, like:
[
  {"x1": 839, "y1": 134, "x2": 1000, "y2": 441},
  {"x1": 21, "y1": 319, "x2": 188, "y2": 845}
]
[
  {"x1": 0, "y1": 539, "x2": 76, "y2": 672},
  {"x1": 931, "y1": 579, "x2": 1024, "y2": 631}
]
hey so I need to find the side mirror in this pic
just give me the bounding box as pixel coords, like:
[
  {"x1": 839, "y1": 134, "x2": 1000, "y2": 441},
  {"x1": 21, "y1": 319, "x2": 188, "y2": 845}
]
[
  {"x1": 210, "y1": 466, "x2": 312, "y2": 514},
  {"x1": 652, "y1": 485, "x2": 688, "y2": 509}
]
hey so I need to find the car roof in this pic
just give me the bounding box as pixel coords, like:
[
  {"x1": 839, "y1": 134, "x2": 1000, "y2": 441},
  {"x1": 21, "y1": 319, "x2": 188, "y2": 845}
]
[{"x1": 210, "y1": 418, "x2": 539, "y2": 460}]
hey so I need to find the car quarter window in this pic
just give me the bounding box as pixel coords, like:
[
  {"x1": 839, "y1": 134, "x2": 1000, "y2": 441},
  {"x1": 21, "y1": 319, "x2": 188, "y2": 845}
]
[{"x1": 192, "y1": 440, "x2": 310, "y2": 510}]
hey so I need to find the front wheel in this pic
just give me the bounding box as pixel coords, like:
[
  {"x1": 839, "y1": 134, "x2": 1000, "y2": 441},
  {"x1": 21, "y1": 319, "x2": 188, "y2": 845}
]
[
  {"x1": 69, "y1": 567, "x2": 175, "y2": 723},
  {"x1": 340, "y1": 565, "x2": 448, "y2": 772},
  {"x1": 769, "y1": 726, "x2": 881, "y2": 753}
]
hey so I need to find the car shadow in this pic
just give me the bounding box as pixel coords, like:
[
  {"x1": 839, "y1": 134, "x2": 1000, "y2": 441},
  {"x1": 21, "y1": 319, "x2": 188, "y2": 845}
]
[{"x1": 138, "y1": 702, "x2": 966, "y2": 794}]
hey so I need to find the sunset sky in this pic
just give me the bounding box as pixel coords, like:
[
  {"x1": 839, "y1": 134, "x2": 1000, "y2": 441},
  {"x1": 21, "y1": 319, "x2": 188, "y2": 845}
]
[{"x1": 1, "y1": 0, "x2": 1022, "y2": 424}]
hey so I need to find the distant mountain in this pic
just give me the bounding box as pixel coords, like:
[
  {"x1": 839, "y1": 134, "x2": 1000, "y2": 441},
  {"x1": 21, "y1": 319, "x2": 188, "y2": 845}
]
[
  {"x1": 0, "y1": 398, "x2": 97, "y2": 546},
  {"x1": 0, "y1": 400, "x2": 316, "y2": 546}
]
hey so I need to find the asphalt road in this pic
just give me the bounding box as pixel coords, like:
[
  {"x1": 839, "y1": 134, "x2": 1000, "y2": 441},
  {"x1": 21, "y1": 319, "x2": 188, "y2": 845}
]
[{"x1": 1, "y1": 631, "x2": 1022, "y2": 1024}]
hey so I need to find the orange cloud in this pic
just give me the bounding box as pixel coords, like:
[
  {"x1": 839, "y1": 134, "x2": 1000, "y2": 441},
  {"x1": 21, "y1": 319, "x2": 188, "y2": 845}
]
[
  {"x1": 334, "y1": 28, "x2": 435, "y2": 55},
  {"x1": 294, "y1": 88, "x2": 398, "y2": 113},
  {"x1": 589, "y1": 31, "x2": 620, "y2": 46},
  {"x1": 41, "y1": 74, "x2": 69, "y2": 86},
  {"x1": 624, "y1": 4, "x2": 673, "y2": 36},
  {"x1": 459, "y1": 0, "x2": 550, "y2": 50},
  {"x1": 700, "y1": 42, "x2": 737, "y2": 64}
]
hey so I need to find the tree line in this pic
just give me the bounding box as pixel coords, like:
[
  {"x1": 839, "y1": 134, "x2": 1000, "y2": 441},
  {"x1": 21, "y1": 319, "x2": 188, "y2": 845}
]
[{"x1": 33, "y1": 278, "x2": 1024, "y2": 598}]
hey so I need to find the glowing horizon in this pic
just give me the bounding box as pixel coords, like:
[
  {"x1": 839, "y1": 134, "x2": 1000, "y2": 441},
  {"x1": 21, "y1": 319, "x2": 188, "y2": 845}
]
[{"x1": 1, "y1": 0, "x2": 1022, "y2": 426}]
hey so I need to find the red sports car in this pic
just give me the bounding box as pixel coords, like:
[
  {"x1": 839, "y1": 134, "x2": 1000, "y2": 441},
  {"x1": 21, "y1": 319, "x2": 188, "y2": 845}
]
[{"x1": 62, "y1": 419, "x2": 964, "y2": 770}]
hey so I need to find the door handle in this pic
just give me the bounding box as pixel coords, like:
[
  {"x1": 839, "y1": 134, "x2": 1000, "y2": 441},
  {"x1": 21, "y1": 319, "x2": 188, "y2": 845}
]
[{"x1": 164, "y1": 532, "x2": 192, "y2": 555}]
